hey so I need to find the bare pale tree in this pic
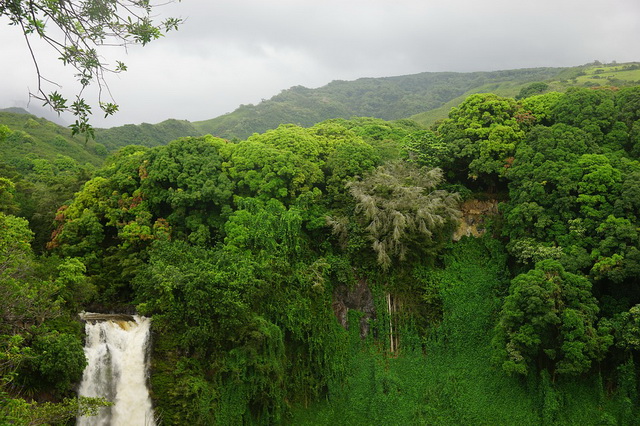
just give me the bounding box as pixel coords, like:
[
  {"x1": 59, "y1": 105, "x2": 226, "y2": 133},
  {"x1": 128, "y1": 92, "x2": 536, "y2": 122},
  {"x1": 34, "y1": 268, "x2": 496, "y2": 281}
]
[
  {"x1": 330, "y1": 161, "x2": 461, "y2": 353},
  {"x1": 346, "y1": 161, "x2": 461, "y2": 270}
]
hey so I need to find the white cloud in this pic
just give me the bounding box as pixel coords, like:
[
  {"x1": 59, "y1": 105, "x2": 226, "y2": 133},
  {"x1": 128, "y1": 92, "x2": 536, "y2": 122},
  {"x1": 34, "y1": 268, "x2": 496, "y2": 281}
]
[{"x1": 1, "y1": 0, "x2": 639, "y2": 127}]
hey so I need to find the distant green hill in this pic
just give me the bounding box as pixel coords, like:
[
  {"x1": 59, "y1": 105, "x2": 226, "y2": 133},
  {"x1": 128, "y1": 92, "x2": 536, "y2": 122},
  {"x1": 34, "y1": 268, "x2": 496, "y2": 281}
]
[
  {"x1": 410, "y1": 62, "x2": 640, "y2": 127},
  {"x1": 84, "y1": 62, "x2": 640, "y2": 150},
  {"x1": 1, "y1": 107, "x2": 30, "y2": 115},
  {"x1": 0, "y1": 111, "x2": 106, "y2": 166},
  {"x1": 0, "y1": 106, "x2": 70, "y2": 126},
  {"x1": 193, "y1": 67, "x2": 566, "y2": 140},
  {"x1": 94, "y1": 118, "x2": 202, "y2": 151},
  {"x1": 0, "y1": 111, "x2": 107, "y2": 251}
]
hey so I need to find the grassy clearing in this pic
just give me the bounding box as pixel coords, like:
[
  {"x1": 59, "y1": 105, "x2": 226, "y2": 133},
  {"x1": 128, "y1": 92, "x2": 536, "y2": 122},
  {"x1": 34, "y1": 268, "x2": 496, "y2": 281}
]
[
  {"x1": 575, "y1": 63, "x2": 640, "y2": 85},
  {"x1": 411, "y1": 62, "x2": 640, "y2": 128}
]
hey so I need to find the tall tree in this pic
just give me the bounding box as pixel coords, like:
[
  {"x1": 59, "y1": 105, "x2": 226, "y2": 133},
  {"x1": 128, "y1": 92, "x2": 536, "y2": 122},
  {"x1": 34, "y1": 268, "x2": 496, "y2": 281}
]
[
  {"x1": 494, "y1": 260, "x2": 612, "y2": 376},
  {"x1": 345, "y1": 161, "x2": 461, "y2": 269},
  {"x1": 437, "y1": 93, "x2": 524, "y2": 186}
]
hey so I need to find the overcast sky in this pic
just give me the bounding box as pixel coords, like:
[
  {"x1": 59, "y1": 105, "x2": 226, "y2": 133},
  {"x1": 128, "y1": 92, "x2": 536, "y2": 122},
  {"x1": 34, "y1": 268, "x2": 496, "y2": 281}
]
[{"x1": 1, "y1": 0, "x2": 639, "y2": 128}]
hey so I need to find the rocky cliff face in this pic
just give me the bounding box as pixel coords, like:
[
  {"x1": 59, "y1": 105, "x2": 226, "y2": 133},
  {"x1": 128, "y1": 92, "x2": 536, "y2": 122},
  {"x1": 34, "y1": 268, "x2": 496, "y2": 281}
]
[
  {"x1": 332, "y1": 278, "x2": 376, "y2": 339},
  {"x1": 331, "y1": 200, "x2": 498, "y2": 338},
  {"x1": 453, "y1": 199, "x2": 499, "y2": 241}
]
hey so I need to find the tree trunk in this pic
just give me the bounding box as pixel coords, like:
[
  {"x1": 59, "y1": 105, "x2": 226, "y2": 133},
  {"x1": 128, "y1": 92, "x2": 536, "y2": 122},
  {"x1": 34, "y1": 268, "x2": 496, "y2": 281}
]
[{"x1": 387, "y1": 292, "x2": 394, "y2": 353}]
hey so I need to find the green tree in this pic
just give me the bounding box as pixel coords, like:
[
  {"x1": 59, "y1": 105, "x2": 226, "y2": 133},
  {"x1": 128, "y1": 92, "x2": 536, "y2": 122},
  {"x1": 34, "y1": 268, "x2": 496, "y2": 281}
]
[
  {"x1": 576, "y1": 154, "x2": 621, "y2": 223},
  {"x1": 0, "y1": 210, "x2": 103, "y2": 424},
  {"x1": 614, "y1": 304, "x2": 640, "y2": 352},
  {"x1": 551, "y1": 87, "x2": 617, "y2": 143},
  {"x1": 494, "y1": 260, "x2": 612, "y2": 376},
  {"x1": 405, "y1": 129, "x2": 450, "y2": 168},
  {"x1": 516, "y1": 82, "x2": 550, "y2": 100},
  {"x1": 590, "y1": 215, "x2": 640, "y2": 284},
  {"x1": 616, "y1": 86, "x2": 640, "y2": 127},
  {"x1": 2, "y1": 396, "x2": 110, "y2": 426},
  {"x1": 224, "y1": 136, "x2": 323, "y2": 204},
  {"x1": 0, "y1": 178, "x2": 19, "y2": 214},
  {"x1": 141, "y1": 136, "x2": 234, "y2": 245},
  {"x1": 324, "y1": 136, "x2": 381, "y2": 205},
  {"x1": 134, "y1": 239, "x2": 288, "y2": 423},
  {"x1": 135, "y1": 240, "x2": 261, "y2": 356},
  {"x1": 20, "y1": 331, "x2": 86, "y2": 393},
  {"x1": 0, "y1": 212, "x2": 59, "y2": 334},
  {"x1": 337, "y1": 117, "x2": 410, "y2": 162},
  {"x1": 518, "y1": 91, "x2": 564, "y2": 127},
  {"x1": 502, "y1": 124, "x2": 601, "y2": 263},
  {"x1": 437, "y1": 93, "x2": 524, "y2": 185}
]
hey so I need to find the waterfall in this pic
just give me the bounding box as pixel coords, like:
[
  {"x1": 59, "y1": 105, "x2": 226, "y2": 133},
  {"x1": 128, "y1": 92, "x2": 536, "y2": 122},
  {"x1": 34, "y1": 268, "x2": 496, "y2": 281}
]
[{"x1": 77, "y1": 314, "x2": 155, "y2": 426}]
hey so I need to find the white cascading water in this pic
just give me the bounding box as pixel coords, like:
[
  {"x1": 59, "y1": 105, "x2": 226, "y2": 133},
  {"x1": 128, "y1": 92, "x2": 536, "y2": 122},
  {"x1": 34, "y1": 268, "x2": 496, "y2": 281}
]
[{"x1": 77, "y1": 314, "x2": 155, "y2": 426}]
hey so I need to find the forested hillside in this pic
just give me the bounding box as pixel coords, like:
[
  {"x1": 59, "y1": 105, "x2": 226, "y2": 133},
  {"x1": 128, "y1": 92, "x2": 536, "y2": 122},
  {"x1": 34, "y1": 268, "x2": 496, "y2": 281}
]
[
  {"x1": 0, "y1": 111, "x2": 106, "y2": 251},
  {"x1": 88, "y1": 63, "x2": 640, "y2": 153},
  {"x1": 190, "y1": 68, "x2": 563, "y2": 140},
  {"x1": 4, "y1": 85, "x2": 640, "y2": 424},
  {"x1": 94, "y1": 119, "x2": 202, "y2": 152}
]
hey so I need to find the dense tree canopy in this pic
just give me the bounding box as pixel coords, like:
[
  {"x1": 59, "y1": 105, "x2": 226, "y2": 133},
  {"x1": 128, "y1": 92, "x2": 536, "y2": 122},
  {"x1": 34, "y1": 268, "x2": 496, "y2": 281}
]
[
  {"x1": 5, "y1": 83, "x2": 640, "y2": 424},
  {"x1": 437, "y1": 93, "x2": 524, "y2": 186},
  {"x1": 494, "y1": 260, "x2": 611, "y2": 376}
]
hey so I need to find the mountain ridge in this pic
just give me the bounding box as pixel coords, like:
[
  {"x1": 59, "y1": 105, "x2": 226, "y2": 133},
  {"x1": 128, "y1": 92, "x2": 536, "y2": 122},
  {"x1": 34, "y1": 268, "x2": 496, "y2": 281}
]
[
  {"x1": 191, "y1": 66, "x2": 567, "y2": 139},
  {"x1": 8, "y1": 62, "x2": 636, "y2": 151}
]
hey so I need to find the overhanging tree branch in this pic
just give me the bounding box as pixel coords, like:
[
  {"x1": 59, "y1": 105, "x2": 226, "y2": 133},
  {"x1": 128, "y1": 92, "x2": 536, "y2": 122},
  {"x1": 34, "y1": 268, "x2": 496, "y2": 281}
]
[{"x1": 1, "y1": 0, "x2": 182, "y2": 139}]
